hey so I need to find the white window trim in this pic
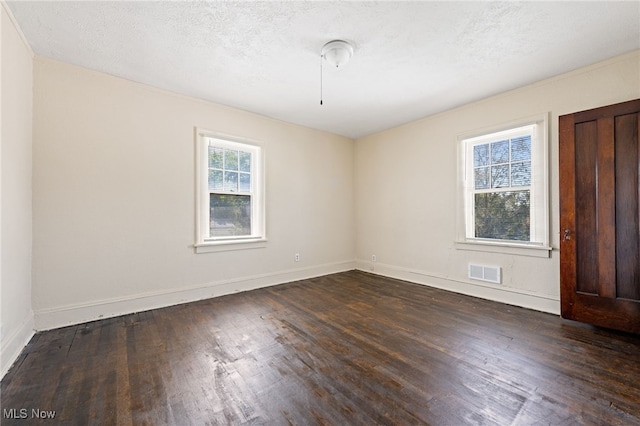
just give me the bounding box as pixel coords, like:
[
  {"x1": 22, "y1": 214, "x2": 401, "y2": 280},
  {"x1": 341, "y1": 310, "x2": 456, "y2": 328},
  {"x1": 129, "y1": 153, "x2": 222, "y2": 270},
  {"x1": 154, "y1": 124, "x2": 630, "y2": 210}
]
[
  {"x1": 194, "y1": 129, "x2": 266, "y2": 253},
  {"x1": 455, "y1": 114, "x2": 551, "y2": 257}
]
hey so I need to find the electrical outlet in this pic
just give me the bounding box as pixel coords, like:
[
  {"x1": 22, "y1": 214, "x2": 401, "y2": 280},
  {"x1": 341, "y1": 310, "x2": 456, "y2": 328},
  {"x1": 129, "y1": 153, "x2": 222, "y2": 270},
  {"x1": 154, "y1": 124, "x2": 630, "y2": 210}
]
[
  {"x1": 295, "y1": 253, "x2": 300, "y2": 262},
  {"x1": 371, "y1": 254, "x2": 376, "y2": 262}
]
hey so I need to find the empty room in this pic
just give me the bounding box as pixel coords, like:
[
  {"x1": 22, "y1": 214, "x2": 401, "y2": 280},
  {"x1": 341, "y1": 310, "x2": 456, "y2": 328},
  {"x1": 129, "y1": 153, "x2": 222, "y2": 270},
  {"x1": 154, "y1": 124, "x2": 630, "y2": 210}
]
[{"x1": 2, "y1": 1, "x2": 640, "y2": 424}]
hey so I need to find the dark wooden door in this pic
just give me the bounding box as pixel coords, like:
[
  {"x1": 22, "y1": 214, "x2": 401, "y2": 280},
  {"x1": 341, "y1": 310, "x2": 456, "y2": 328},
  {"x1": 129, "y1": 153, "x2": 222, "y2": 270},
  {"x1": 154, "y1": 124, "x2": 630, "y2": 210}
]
[{"x1": 559, "y1": 99, "x2": 640, "y2": 334}]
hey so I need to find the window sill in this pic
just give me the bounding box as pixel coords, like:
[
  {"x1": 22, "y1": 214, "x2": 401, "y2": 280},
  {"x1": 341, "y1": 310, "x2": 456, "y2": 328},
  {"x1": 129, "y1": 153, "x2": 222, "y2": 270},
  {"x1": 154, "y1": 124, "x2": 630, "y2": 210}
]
[
  {"x1": 194, "y1": 238, "x2": 267, "y2": 254},
  {"x1": 454, "y1": 240, "x2": 552, "y2": 258}
]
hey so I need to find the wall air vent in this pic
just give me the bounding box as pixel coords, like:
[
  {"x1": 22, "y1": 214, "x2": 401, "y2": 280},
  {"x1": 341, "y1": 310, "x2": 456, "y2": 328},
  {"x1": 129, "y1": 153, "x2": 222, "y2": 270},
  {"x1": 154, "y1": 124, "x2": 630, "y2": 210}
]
[{"x1": 468, "y1": 264, "x2": 501, "y2": 284}]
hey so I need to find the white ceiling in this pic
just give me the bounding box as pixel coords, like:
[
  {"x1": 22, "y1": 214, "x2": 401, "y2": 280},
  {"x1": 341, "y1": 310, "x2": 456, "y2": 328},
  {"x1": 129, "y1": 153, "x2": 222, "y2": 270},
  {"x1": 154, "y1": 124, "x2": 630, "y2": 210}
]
[{"x1": 7, "y1": 1, "x2": 640, "y2": 139}]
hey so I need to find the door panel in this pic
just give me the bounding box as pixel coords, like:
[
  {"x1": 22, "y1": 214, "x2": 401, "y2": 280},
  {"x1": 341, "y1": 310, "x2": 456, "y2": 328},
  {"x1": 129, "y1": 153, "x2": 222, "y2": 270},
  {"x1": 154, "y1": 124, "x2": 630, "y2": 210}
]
[
  {"x1": 560, "y1": 99, "x2": 640, "y2": 334},
  {"x1": 574, "y1": 121, "x2": 598, "y2": 295},
  {"x1": 615, "y1": 113, "x2": 640, "y2": 301}
]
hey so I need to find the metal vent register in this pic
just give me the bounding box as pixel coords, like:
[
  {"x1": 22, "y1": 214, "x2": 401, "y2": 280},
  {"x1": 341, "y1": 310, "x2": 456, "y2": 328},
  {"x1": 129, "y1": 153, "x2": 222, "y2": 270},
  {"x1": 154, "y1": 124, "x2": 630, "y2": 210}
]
[{"x1": 468, "y1": 264, "x2": 501, "y2": 284}]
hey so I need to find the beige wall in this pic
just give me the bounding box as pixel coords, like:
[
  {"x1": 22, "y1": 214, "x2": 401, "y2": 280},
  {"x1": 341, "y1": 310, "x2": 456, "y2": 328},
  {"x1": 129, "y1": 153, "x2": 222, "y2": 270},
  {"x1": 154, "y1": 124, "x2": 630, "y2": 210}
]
[
  {"x1": 32, "y1": 58, "x2": 355, "y2": 329},
  {"x1": 355, "y1": 51, "x2": 640, "y2": 313},
  {"x1": 1, "y1": 3, "x2": 34, "y2": 376}
]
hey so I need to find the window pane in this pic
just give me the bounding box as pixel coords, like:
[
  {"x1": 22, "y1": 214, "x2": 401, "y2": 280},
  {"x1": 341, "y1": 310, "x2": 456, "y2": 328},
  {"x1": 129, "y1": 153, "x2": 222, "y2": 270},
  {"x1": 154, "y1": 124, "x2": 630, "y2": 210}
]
[
  {"x1": 511, "y1": 161, "x2": 531, "y2": 186},
  {"x1": 224, "y1": 171, "x2": 238, "y2": 192},
  {"x1": 474, "y1": 144, "x2": 489, "y2": 167},
  {"x1": 239, "y1": 172, "x2": 251, "y2": 192},
  {"x1": 209, "y1": 147, "x2": 223, "y2": 169},
  {"x1": 239, "y1": 151, "x2": 252, "y2": 172},
  {"x1": 511, "y1": 136, "x2": 531, "y2": 161},
  {"x1": 210, "y1": 194, "x2": 251, "y2": 237},
  {"x1": 474, "y1": 167, "x2": 490, "y2": 189},
  {"x1": 209, "y1": 170, "x2": 223, "y2": 191},
  {"x1": 491, "y1": 164, "x2": 510, "y2": 188},
  {"x1": 225, "y1": 150, "x2": 239, "y2": 171},
  {"x1": 491, "y1": 140, "x2": 509, "y2": 164},
  {"x1": 474, "y1": 190, "x2": 530, "y2": 241}
]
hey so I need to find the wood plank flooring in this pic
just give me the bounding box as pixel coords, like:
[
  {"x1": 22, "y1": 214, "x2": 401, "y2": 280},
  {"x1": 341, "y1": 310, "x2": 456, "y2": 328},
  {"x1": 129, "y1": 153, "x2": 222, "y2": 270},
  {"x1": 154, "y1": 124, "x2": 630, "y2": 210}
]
[{"x1": 2, "y1": 270, "x2": 640, "y2": 425}]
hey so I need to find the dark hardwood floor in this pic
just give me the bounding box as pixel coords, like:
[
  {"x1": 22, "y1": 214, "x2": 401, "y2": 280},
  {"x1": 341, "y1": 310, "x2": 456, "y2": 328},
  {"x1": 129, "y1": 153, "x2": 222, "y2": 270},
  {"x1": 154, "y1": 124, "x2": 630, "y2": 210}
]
[{"x1": 2, "y1": 270, "x2": 640, "y2": 425}]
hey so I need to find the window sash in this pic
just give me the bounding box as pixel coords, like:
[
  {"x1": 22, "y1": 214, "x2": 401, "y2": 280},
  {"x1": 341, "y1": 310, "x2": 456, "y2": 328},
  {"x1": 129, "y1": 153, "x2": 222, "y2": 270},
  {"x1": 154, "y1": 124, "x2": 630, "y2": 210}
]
[
  {"x1": 473, "y1": 190, "x2": 531, "y2": 241},
  {"x1": 209, "y1": 193, "x2": 252, "y2": 238}
]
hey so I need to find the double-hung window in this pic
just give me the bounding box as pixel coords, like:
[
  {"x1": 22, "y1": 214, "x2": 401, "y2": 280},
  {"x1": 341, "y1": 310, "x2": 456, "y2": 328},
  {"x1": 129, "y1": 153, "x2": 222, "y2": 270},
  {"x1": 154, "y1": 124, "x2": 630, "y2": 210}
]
[
  {"x1": 196, "y1": 131, "x2": 264, "y2": 251},
  {"x1": 458, "y1": 115, "x2": 549, "y2": 254}
]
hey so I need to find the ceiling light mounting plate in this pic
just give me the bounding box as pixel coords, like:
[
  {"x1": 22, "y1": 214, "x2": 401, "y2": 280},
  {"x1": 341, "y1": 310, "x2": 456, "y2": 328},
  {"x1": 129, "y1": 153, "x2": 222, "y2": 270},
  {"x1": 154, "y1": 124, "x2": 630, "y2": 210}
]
[{"x1": 321, "y1": 40, "x2": 354, "y2": 69}]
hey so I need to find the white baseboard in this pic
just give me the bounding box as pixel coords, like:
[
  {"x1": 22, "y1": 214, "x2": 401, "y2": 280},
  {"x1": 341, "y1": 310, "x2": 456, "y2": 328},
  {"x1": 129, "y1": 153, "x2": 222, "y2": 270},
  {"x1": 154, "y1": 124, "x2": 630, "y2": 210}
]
[
  {"x1": 34, "y1": 260, "x2": 357, "y2": 331},
  {"x1": 355, "y1": 259, "x2": 560, "y2": 315},
  {"x1": 1, "y1": 313, "x2": 35, "y2": 379}
]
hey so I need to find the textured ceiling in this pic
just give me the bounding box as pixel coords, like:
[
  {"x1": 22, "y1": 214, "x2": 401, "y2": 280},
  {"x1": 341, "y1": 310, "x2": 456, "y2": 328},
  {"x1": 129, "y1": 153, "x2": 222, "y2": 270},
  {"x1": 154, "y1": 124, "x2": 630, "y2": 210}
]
[{"x1": 7, "y1": 1, "x2": 640, "y2": 139}]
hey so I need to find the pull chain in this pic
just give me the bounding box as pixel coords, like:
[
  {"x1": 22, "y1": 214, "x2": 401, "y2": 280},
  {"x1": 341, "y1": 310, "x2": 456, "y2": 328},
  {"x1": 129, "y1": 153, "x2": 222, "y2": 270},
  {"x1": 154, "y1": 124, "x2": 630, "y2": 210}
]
[{"x1": 320, "y1": 53, "x2": 323, "y2": 106}]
